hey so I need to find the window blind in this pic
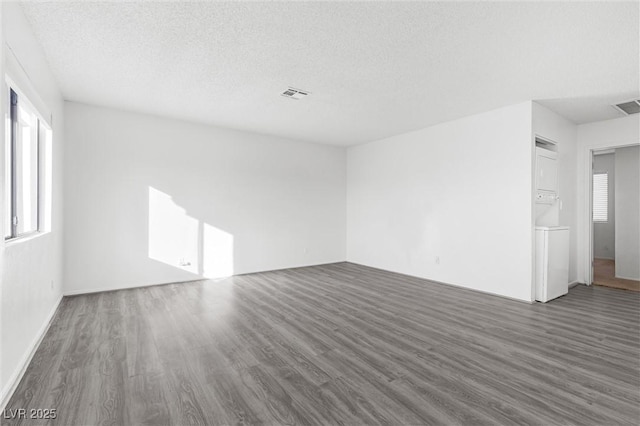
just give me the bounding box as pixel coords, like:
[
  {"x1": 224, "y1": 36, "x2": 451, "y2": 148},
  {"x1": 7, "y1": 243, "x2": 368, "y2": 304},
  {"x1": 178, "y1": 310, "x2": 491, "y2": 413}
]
[{"x1": 593, "y1": 173, "x2": 608, "y2": 222}]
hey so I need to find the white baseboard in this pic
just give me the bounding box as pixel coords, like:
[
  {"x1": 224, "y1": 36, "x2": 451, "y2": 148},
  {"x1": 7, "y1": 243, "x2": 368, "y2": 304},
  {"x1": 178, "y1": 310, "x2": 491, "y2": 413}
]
[
  {"x1": 568, "y1": 280, "x2": 582, "y2": 288},
  {"x1": 615, "y1": 274, "x2": 640, "y2": 281},
  {"x1": 345, "y1": 261, "x2": 534, "y2": 303},
  {"x1": 63, "y1": 260, "x2": 346, "y2": 297},
  {"x1": 0, "y1": 294, "x2": 63, "y2": 411},
  {"x1": 62, "y1": 278, "x2": 195, "y2": 296}
]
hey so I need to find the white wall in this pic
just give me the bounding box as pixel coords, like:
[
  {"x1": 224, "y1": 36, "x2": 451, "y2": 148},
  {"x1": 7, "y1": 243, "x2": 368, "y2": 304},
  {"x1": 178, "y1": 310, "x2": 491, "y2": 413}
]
[
  {"x1": 0, "y1": 3, "x2": 65, "y2": 407},
  {"x1": 347, "y1": 102, "x2": 534, "y2": 302},
  {"x1": 592, "y1": 153, "x2": 615, "y2": 260},
  {"x1": 576, "y1": 115, "x2": 640, "y2": 283},
  {"x1": 64, "y1": 102, "x2": 346, "y2": 294},
  {"x1": 614, "y1": 145, "x2": 640, "y2": 280},
  {"x1": 0, "y1": 2, "x2": 5, "y2": 408},
  {"x1": 532, "y1": 102, "x2": 578, "y2": 283}
]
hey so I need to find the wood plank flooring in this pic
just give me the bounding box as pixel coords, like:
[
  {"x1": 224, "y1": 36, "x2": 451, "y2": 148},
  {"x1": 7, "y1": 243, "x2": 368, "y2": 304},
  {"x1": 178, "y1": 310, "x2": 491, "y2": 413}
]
[
  {"x1": 594, "y1": 258, "x2": 640, "y2": 292},
  {"x1": 4, "y1": 262, "x2": 640, "y2": 425}
]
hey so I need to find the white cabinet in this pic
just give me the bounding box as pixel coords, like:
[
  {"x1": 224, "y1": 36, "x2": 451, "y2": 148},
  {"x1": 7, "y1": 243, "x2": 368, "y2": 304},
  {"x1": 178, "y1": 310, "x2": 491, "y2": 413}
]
[
  {"x1": 535, "y1": 148, "x2": 558, "y2": 204},
  {"x1": 537, "y1": 154, "x2": 557, "y2": 191},
  {"x1": 535, "y1": 226, "x2": 569, "y2": 302}
]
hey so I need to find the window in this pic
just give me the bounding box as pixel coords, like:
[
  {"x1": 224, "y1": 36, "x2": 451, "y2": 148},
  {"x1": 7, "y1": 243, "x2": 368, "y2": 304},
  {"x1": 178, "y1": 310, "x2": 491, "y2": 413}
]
[
  {"x1": 4, "y1": 87, "x2": 52, "y2": 240},
  {"x1": 593, "y1": 172, "x2": 608, "y2": 223}
]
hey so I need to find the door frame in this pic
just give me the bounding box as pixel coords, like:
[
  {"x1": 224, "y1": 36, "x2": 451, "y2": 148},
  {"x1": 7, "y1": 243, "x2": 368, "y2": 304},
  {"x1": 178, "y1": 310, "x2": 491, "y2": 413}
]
[{"x1": 581, "y1": 141, "x2": 639, "y2": 285}]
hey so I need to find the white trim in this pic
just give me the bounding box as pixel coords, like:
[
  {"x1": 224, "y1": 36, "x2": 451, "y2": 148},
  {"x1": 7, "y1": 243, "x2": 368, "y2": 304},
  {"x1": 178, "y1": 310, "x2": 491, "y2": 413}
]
[
  {"x1": 580, "y1": 140, "x2": 639, "y2": 286},
  {"x1": 568, "y1": 280, "x2": 582, "y2": 288},
  {"x1": 593, "y1": 148, "x2": 615, "y2": 156},
  {"x1": 530, "y1": 130, "x2": 537, "y2": 302},
  {"x1": 4, "y1": 52, "x2": 52, "y2": 128},
  {"x1": 62, "y1": 279, "x2": 200, "y2": 296},
  {"x1": 0, "y1": 294, "x2": 63, "y2": 411},
  {"x1": 347, "y1": 261, "x2": 534, "y2": 304},
  {"x1": 63, "y1": 261, "x2": 345, "y2": 296},
  {"x1": 4, "y1": 230, "x2": 49, "y2": 247},
  {"x1": 615, "y1": 274, "x2": 640, "y2": 281},
  {"x1": 593, "y1": 256, "x2": 615, "y2": 261},
  {"x1": 535, "y1": 134, "x2": 558, "y2": 146}
]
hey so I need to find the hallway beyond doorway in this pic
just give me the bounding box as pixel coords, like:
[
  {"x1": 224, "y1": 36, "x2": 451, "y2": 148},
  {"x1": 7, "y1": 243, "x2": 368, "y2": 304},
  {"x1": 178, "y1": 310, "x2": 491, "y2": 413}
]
[{"x1": 594, "y1": 258, "x2": 640, "y2": 292}]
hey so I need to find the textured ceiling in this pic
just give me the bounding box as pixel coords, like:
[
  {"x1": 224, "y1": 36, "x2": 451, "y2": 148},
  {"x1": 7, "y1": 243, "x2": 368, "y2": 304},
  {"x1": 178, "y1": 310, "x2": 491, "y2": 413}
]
[{"x1": 20, "y1": 1, "x2": 639, "y2": 146}]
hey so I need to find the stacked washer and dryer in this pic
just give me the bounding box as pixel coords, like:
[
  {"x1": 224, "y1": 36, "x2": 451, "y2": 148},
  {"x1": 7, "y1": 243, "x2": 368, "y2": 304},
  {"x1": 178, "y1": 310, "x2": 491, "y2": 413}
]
[{"x1": 534, "y1": 143, "x2": 570, "y2": 303}]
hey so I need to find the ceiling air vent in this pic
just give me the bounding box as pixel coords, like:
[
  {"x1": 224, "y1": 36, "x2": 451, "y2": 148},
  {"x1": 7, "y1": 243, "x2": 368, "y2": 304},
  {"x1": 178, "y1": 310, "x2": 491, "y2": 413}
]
[
  {"x1": 281, "y1": 87, "x2": 310, "y2": 100},
  {"x1": 612, "y1": 99, "x2": 640, "y2": 115}
]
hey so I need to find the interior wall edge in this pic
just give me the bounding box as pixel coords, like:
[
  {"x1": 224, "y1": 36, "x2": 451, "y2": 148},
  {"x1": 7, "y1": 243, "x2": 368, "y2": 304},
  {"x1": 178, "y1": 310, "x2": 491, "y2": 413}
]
[
  {"x1": 63, "y1": 260, "x2": 348, "y2": 297},
  {"x1": 345, "y1": 260, "x2": 534, "y2": 304},
  {"x1": 0, "y1": 294, "x2": 63, "y2": 411}
]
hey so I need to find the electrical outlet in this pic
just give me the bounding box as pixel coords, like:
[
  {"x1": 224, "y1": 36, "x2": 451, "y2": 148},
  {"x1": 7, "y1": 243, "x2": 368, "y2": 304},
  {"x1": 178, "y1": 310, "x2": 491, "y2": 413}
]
[
  {"x1": 50, "y1": 280, "x2": 54, "y2": 290},
  {"x1": 435, "y1": 256, "x2": 440, "y2": 265}
]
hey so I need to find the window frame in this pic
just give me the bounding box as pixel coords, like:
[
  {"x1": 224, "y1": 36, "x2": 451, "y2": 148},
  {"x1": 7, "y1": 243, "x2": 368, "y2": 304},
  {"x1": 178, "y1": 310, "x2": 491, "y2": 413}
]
[{"x1": 5, "y1": 86, "x2": 46, "y2": 241}]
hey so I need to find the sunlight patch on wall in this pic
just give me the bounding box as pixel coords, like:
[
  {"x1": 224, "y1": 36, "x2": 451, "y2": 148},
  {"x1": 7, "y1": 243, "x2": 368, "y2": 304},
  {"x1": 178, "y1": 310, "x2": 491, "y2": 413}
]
[
  {"x1": 203, "y1": 223, "x2": 234, "y2": 278},
  {"x1": 148, "y1": 186, "x2": 234, "y2": 279},
  {"x1": 148, "y1": 187, "x2": 199, "y2": 274}
]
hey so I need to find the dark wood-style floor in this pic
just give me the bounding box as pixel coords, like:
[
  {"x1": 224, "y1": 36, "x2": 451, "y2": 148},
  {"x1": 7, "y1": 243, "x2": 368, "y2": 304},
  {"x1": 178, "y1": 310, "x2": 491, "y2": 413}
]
[{"x1": 5, "y1": 262, "x2": 640, "y2": 425}]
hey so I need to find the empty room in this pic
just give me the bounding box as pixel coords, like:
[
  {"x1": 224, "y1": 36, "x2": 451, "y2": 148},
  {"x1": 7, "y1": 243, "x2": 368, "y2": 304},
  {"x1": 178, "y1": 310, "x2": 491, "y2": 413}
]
[{"x1": 1, "y1": 1, "x2": 639, "y2": 425}]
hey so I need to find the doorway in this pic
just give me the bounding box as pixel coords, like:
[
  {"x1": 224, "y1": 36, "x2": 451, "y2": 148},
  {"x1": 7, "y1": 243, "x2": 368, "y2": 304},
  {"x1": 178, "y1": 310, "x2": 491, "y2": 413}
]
[{"x1": 591, "y1": 146, "x2": 640, "y2": 291}]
